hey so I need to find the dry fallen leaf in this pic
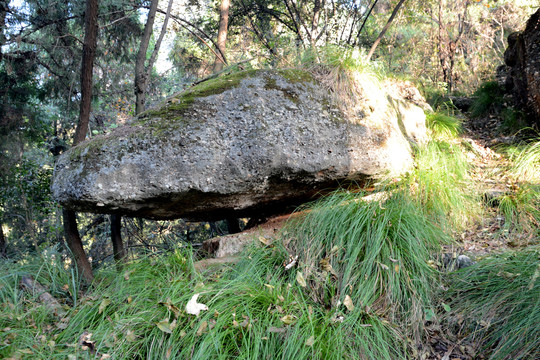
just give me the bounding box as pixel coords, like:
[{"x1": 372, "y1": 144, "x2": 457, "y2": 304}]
[
  {"x1": 98, "y1": 299, "x2": 111, "y2": 314},
  {"x1": 296, "y1": 271, "x2": 307, "y2": 287},
  {"x1": 320, "y1": 258, "x2": 333, "y2": 272},
  {"x1": 284, "y1": 255, "x2": 298, "y2": 270},
  {"x1": 186, "y1": 294, "x2": 208, "y2": 316},
  {"x1": 160, "y1": 298, "x2": 181, "y2": 318},
  {"x1": 156, "y1": 318, "x2": 176, "y2": 334},
  {"x1": 305, "y1": 335, "x2": 315, "y2": 347},
  {"x1": 344, "y1": 295, "x2": 354, "y2": 312},
  {"x1": 125, "y1": 329, "x2": 136, "y2": 342},
  {"x1": 280, "y1": 314, "x2": 296, "y2": 325},
  {"x1": 258, "y1": 236, "x2": 271, "y2": 246},
  {"x1": 196, "y1": 321, "x2": 208, "y2": 336}
]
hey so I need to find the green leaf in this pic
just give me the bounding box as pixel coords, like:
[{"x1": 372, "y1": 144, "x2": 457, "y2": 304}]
[
  {"x1": 98, "y1": 299, "x2": 111, "y2": 314},
  {"x1": 442, "y1": 303, "x2": 451, "y2": 312},
  {"x1": 156, "y1": 318, "x2": 176, "y2": 334},
  {"x1": 425, "y1": 308, "x2": 435, "y2": 321},
  {"x1": 305, "y1": 335, "x2": 315, "y2": 346},
  {"x1": 296, "y1": 271, "x2": 307, "y2": 287}
]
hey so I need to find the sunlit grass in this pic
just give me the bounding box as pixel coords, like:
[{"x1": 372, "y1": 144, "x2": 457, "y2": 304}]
[
  {"x1": 407, "y1": 140, "x2": 482, "y2": 231},
  {"x1": 49, "y1": 244, "x2": 407, "y2": 359},
  {"x1": 425, "y1": 112, "x2": 462, "y2": 139},
  {"x1": 494, "y1": 140, "x2": 540, "y2": 233},
  {"x1": 509, "y1": 140, "x2": 540, "y2": 184}
]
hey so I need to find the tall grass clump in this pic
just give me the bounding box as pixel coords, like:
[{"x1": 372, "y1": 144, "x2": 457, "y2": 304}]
[
  {"x1": 408, "y1": 140, "x2": 482, "y2": 231},
  {"x1": 509, "y1": 139, "x2": 540, "y2": 184},
  {"x1": 425, "y1": 112, "x2": 462, "y2": 139},
  {"x1": 298, "y1": 46, "x2": 386, "y2": 118},
  {"x1": 445, "y1": 247, "x2": 540, "y2": 360},
  {"x1": 286, "y1": 189, "x2": 450, "y2": 340},
  {"x1": 495, "y1": 140, "x2": 540, "y2": 233}
]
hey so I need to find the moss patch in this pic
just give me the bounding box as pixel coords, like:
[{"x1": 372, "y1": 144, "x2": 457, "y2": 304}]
[
  {"x1": 137, "y1": 69, "x2": 315, "y2": 126},
  {"x1": 137, "y1": 69, "x2": 260, "y2": 124}
]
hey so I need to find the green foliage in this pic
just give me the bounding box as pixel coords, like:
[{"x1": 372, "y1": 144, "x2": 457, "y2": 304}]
[
  {"x1": 298, "y1": 46, "x2": 385, "y2": 78},
  {"x1": 497, "y1": 185, "x2": 540, "y2": 233},
  {"x1": 470, "y1": 81, "x2": 504, "y2": 118},
  {"x1": 0, "y1": 245, "x2": 403, "y2": 359},
  {"x1": 426, "y1": 113, "x2": 463, "y2": 139},
  {"x1": 445, "y1": 247, "x2": 540, "y2": 360}
]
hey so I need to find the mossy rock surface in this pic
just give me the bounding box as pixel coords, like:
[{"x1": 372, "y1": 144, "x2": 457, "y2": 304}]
[{"x1": 52, "y1": 68, "x2": 427, "y2": 220}]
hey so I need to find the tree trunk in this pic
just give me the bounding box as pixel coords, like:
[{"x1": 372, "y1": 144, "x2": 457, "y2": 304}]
[
  {"x1": 63, "y1": 209, "x2": 94, "y2": 283},
  {"x1": 110, "y1": 214, "x2": 126, "y2": 269},
  {"x1": 213, "y1": 0, "x2": 230, "y2": 72},
  {"x1": 131, "y1": 0, "x2": 173, "y2": 263},
  {"x1": 62, "y1": 0, "x2": 99, "y2": 284},
  {"x1": 73, "y1": 0, "x2": 98, "y2": 146},
  {"x1": 135, "y1": 0, "x2": 173, "y2": 115},
  {"x1": 0, "y1": 222, "x2": 6, "y2": 258},
  {"x1": 310, "y1": 0, "x2": 322, "y2": 48},
  {"x1": 135, "y1": 0, "x2": 158, "y2": 115},
  {"x1": 354, "y1": 0, "x2": 378, "y2": 46},
  {"x1": 366, "y1": 0, "x2": 407, "y2": 61}
]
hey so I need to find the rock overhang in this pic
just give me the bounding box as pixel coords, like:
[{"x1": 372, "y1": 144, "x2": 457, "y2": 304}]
[{"x1": 52, "y1": 68, "x2": 428, "y2": 220}]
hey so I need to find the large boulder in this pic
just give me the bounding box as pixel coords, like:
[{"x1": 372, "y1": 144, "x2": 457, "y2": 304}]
[
  {"x1": 501, "y1": 8, "x2": 540, "y2": 127},
  {"x1": 52, "y1": 69, "x2": 428, "y2": 220}
]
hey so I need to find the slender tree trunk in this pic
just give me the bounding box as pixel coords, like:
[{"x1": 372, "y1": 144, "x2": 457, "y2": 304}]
[
  {"x1": 135, "y1": 0, "x2": 159, "y2": 115},
  {"x1": 135, "y1": 0, "x2": 172, "y2": 114},
  {"x1": 310, "y1": 0, "x2": 323, "y2": 48},
  {"x1": 213, "y1": 0, "x2": 230, "y2": 72},
  {"x1": 131, "y1": 0, "x2": 173, "y2": 262},
  {"x1": 63, "y1": 209, "x2": 93, "y2": 283},
  {"x1": 354, "y1": 0, "x2": 378, "y2": 47},
  {"x1": 73, "y1": 0, "x2": 98, "y2": 145},
  {"x1": 62, "y1": 0, "x2": 99, "y2": 284},
  {"x1": 0, "y1": 222, "x2": 6, "y2": 258},
  {"x1": 366, "y1": 0, "x2": 407, "y2": 61},
  {"x1": 110, "y1": 214, "x2": 126, "y2": 269}
]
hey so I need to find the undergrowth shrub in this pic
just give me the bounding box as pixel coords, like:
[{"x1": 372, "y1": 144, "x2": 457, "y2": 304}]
[
  {"x1": 445, "y1": 247, "x2": 540, "y2": 360},
  {"x1": 470, "y1": 81, "x2": 504, "y2": 118},
  {"x1": 510, "y1": 139, "x2": 540, "y2": 184}
]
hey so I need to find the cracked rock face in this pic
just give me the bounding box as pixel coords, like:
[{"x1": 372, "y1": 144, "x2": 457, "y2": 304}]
[{"x1": 52, "y1": 69, "x2": 428, "y2": 220}]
